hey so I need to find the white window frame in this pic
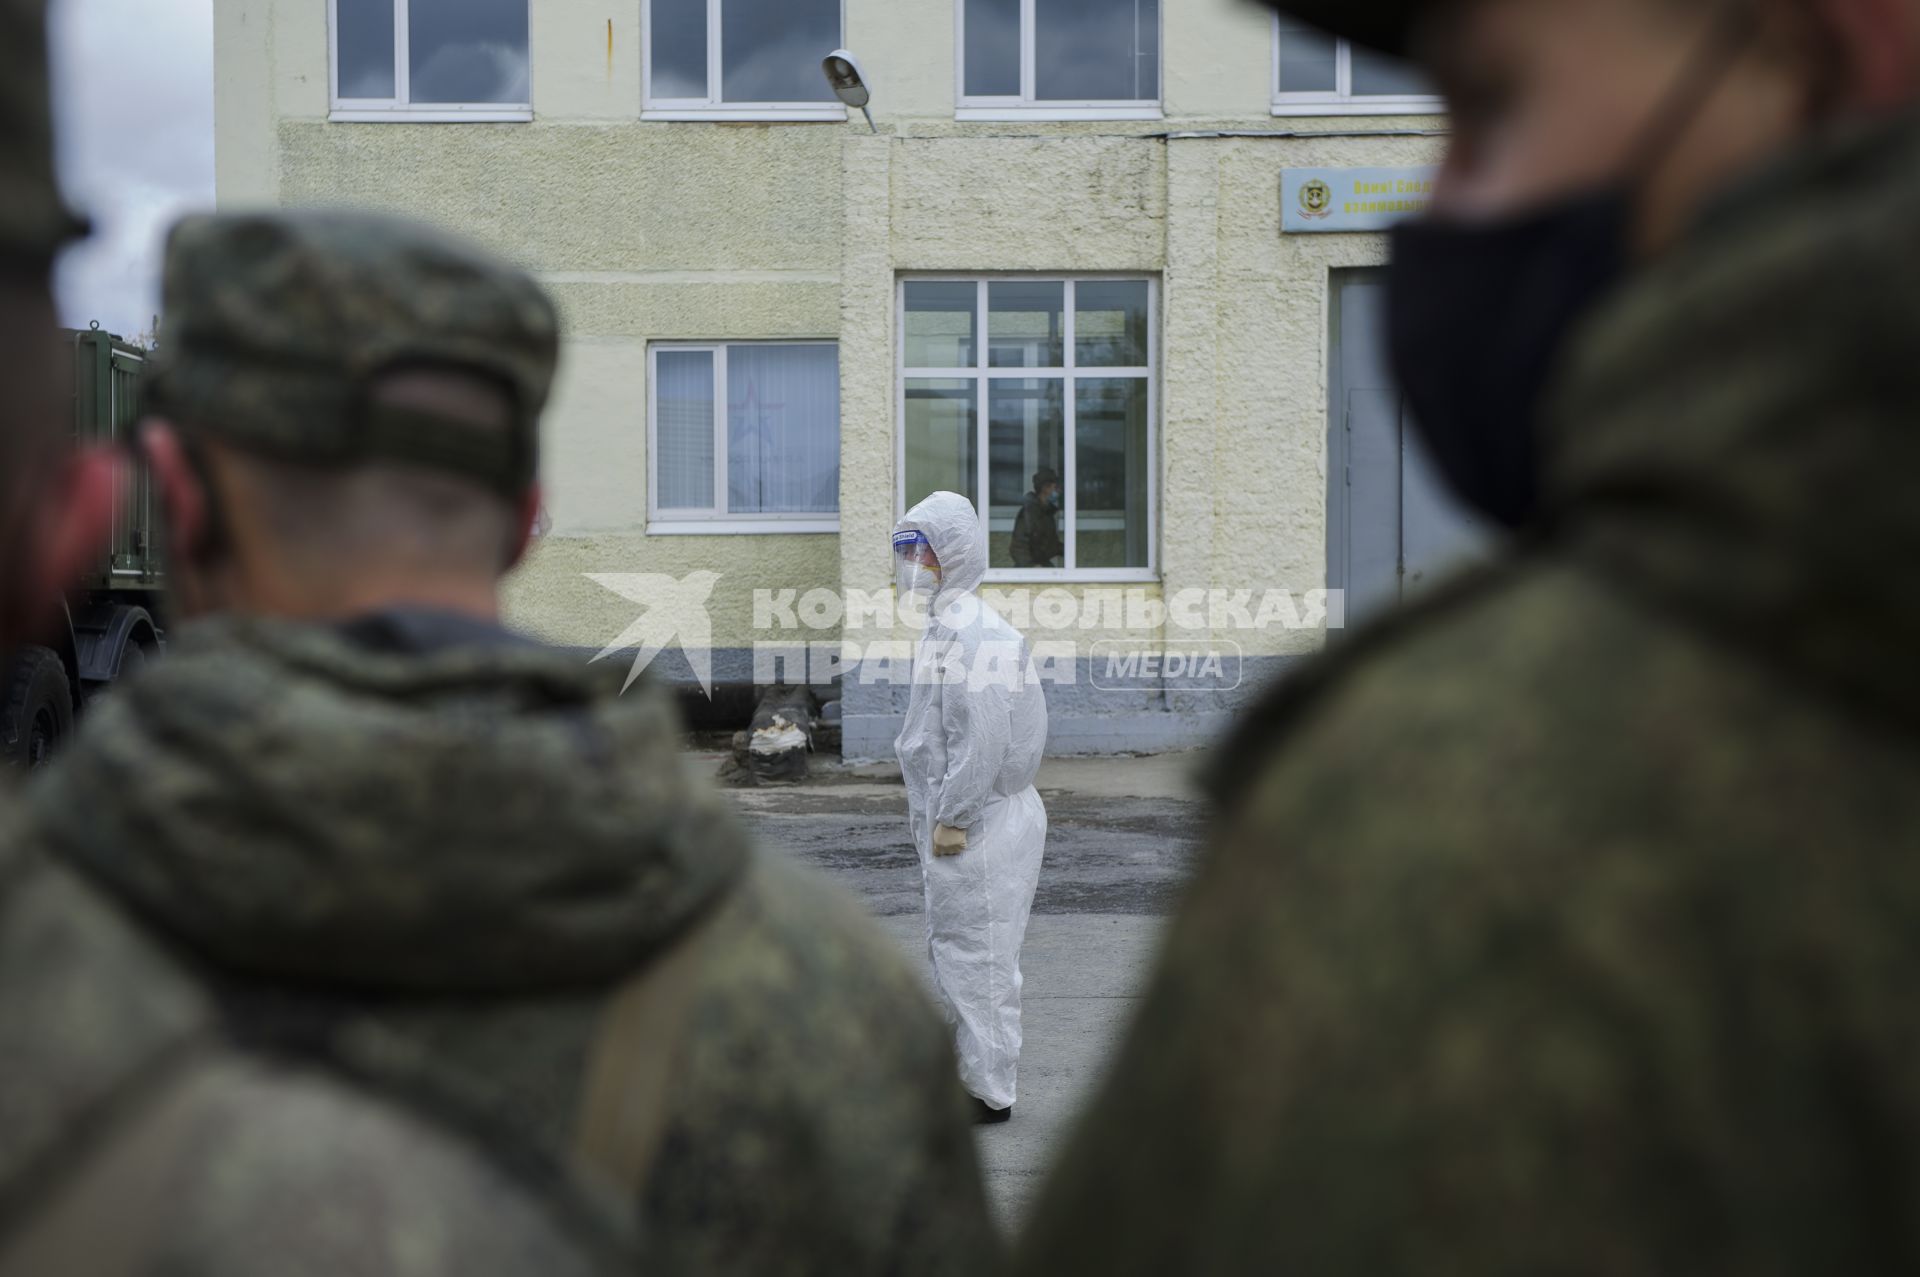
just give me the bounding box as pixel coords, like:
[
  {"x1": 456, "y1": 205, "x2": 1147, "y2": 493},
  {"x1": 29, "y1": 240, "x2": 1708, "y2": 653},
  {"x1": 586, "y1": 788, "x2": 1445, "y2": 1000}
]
[
  {"x1": 641, "y1": 0, "x2": 849, "y2": 121},
  {"x1": 328, "y1": 0, "x2": 533, "y2": 122},
  {"x1": 897, "y1": 275, "x2": 1158, "y2": 584},
  {"x1": 647, "y1": 340, "x2": 842, "y2": 536},
  {"x1": 1270, "y1": 18, "x2": 1443, "y2": 117},
  {"x1": 955, "y1": 0, "x2": 1164, "y2": 122}
]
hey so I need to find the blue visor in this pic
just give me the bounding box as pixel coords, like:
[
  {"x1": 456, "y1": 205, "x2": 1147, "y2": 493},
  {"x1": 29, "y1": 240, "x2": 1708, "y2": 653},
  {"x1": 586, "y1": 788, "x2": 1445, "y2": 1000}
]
[{"x1": 893, "y1": 530, "x2": 933, "y2": 559}]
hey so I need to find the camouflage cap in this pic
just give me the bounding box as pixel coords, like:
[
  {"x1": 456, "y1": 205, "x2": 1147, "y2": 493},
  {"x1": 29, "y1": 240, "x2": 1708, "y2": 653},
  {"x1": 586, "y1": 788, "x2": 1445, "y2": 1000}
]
[
  {"x1": 0, "y1": 0, "x2": 88, "y2": 272},
  {"x1": 144, "y1": 210, "x2": 560, "y2": 497}
]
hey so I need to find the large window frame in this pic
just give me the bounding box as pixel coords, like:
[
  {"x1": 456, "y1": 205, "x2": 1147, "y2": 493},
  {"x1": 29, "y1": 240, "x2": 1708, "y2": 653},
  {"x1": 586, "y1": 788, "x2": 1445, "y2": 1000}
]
[
  {"x1": 647, "y1": 340, "x2": 842, "y2": 536},
  {"x1": 641, "y1": 0, "x2": 850, "y2": 121},
  {"x1": 955, "y1": 0, "x2": 1164, "y2": 122},
  {"x1": 328, "y1": 0, "x2": 534, "y2": 122},
  {"x1": 1270, "y1": 18, "x2": 1443, "y2": 117},
  {"x1": 897, "y1": 275, "x2": 1158, "y2": 584}
]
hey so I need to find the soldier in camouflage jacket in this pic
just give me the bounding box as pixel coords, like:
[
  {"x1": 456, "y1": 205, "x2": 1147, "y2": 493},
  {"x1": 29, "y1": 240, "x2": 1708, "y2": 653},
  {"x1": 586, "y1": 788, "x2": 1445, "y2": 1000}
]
[
  {"x1": 16, "y1": 208, "x2": 999, "y2": 1276},
  {"x1": 0, "y1": 4, "x2": 633, "y2": 1273},
  {"x1": 1021, "y1": 0, "x2": 1920, "y2": 1271}
]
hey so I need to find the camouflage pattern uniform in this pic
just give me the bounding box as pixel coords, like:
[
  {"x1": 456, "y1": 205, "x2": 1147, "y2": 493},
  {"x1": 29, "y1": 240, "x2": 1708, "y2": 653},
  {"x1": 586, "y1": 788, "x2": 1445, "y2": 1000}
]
[
  {"x1": 1018, "y1": 106, "x2": 1920, "y2": 1275},
  {"x1": 0, "y1": 862, "x2": 630, "y2": 1276},
  {"x1": 18, "y1": 210, "x2": 999, "y2": 1276},
  {"x1": 0, "y1": 9, "x2": 632, "y2": 1274}
]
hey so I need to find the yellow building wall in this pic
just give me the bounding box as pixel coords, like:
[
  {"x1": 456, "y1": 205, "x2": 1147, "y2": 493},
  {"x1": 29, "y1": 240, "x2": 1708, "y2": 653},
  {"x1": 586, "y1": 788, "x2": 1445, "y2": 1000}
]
[{"x1": 212, "y1": 0, "x2": 1447, "y2": 701}]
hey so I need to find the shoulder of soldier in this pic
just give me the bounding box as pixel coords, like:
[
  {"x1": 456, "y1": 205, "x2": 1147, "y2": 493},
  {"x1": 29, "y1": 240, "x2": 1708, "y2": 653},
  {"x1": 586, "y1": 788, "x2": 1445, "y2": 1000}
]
[
  {"x1": 0, "y1": 856, "x2": 622, "y2": 1275},
  {"x1": 1196, "y1": 545, "x2": 1906, "y2": 946},
  {"x1": 695, "y1": 849, "x2": 950, "y2": 1055},
  {"x1": 668, "y1": 847, "x2": 970, "y2": 1160},
  {"x1": 655, "y1": 851, "x2": 994, "y2": 1272},
  {"x1": 1209, "y1": 550, "x2": 1648, "y2": 805},
  {"x1": 5, "y1": 1047, "x2": 627, "y2": 1277},
  {"x1": 1212, "y1": 558, "x2": 1696, "y2": 839},
  {"x1": 1565, "y1": 111, "x2": 1920, "y2": 412},
  {"x1": 0, "y1": 852, "x2": 212, "y2": 1216},
  {"x1": 600, "y1": 669, "x2": 757, "y2": 854},
  {"x1": 1031, "y1": 555, "x2": 1920, "y2": 1275}
]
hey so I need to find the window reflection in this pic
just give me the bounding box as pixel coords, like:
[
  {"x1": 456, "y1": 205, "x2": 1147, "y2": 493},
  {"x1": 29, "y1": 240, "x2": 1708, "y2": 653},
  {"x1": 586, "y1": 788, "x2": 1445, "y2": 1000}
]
[{"x1": 409, "y1": 0, "x2": 529, "y2": 104}]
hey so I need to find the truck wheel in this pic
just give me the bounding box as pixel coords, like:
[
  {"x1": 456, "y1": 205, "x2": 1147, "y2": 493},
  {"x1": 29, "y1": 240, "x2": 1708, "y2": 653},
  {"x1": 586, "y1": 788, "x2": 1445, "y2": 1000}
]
[{"x1": 1, "y1": 646, "x2": 74, "y2": 771}]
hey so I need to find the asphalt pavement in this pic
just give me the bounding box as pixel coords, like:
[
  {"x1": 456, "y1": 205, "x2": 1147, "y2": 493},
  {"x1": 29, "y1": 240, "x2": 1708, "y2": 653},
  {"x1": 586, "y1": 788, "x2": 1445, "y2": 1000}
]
[{"x1": 719, "y1": 753, "x2": 1209, "y2": 1231}]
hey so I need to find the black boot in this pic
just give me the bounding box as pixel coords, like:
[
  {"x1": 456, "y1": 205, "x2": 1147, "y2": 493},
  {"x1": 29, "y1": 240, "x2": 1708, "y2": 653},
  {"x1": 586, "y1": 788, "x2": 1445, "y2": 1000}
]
[{"x1": 971, "y1": 1097, "x2": 1011, "y2": 1125}]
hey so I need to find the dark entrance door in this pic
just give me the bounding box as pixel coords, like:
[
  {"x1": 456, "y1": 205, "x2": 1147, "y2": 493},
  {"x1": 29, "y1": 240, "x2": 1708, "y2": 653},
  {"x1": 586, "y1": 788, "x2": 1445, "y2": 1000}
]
[{"x1": 1327, "y1": 269, "x2": 1492, "y2": 628}]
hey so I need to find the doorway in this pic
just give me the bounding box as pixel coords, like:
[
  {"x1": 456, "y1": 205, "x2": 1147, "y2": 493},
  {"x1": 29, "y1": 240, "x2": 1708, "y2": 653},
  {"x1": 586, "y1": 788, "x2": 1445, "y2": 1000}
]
[{"x1": 1326, "y1": 268, "x2": 1491, "y2": 628}]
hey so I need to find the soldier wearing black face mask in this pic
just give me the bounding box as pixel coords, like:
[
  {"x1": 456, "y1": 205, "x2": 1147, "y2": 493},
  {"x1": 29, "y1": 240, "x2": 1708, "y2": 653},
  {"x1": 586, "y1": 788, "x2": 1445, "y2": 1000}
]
[{"x1": 1017, "y1": 0, "x2": 1920, "y2": 1271}]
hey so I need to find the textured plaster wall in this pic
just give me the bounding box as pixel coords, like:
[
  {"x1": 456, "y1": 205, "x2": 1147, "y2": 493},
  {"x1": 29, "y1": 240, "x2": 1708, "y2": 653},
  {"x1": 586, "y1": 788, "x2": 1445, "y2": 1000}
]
[
  {"x1": 274, "y1": 119, "x2": 850, "y2": 651},
  {"x1": 1169, "y1": 132, "x2": 1446, "y2": 659},
  {"x1": 836, "y1": 132, "x2": 898, "y2": 659},
  {"x1": 501, "y1": 341, "x2": 843, "y2": 646},
  {"x1": 278, "y1": 123, "x2": 844, "y2": 273},
  {"x1": 890, "y1": 136, "x2": 1166, "y2": 270},
  {"x1": 501, "y1": 533, "x2": 842, "y2": 649},
  {"x1": 536, "y1": 339, "x2": 647, "y2": 535}
]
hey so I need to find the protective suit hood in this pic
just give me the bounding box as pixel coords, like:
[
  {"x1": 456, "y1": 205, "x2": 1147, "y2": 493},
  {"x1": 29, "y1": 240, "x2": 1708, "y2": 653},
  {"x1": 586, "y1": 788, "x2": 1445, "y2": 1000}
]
[
  {"x1": 895, "y1": 491, "x2": 986, "y2": 604},
  {"x1": 29, "y1": 611, "x2": 748, "y2": 994}
]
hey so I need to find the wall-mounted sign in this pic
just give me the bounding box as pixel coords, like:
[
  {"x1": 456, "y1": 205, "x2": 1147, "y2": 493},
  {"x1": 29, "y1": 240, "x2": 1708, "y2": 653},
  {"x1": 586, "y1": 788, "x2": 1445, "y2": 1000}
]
[{"x1": 1282, "y1": 166, "x2": 1439, "y2": 233}]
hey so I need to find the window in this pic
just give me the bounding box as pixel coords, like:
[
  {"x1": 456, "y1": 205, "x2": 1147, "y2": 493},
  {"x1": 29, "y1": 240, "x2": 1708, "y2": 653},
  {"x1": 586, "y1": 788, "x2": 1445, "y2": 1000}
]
[
  {"x1": 644, "y1": 0, "x2": 846, "y2": 120},
  {"x1": 901, "y1": 279, "x2": 1155, "y2": 579},
  {"x1": 958, "y1": 0, "x2": 1161, "y2": 119},
  {"x1": 649, "y1": 342, "x2": 841, "y2": 533},
  {"x1": 1272, "y1": 17, "x2": 1441, "y2": 115},
  {"x1": 330, "y1": 0, "x2": 531, "y2": 120}
]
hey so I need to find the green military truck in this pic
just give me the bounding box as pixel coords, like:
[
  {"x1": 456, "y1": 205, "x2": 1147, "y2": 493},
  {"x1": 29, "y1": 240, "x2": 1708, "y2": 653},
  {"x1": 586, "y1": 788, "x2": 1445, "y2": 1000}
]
[{"x1": 1, "y1": 326, "x2": 165, "y2": 769}]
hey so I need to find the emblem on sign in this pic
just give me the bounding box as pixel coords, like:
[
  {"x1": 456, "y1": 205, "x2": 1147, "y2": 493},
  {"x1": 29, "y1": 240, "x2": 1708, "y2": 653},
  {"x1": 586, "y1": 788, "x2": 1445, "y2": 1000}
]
[{"x1": 1297, "y1": 178, "x2": 1333, "y2": 220}]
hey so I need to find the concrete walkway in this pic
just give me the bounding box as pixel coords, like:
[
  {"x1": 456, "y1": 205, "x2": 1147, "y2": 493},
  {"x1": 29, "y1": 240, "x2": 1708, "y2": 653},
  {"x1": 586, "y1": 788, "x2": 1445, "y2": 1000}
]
[{"x1": 722, "y1": 752, "x2": 1207, "y2": 1230}]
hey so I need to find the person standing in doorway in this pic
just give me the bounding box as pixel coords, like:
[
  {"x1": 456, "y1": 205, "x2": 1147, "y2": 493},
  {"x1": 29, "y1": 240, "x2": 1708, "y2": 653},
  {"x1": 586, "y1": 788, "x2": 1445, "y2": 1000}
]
[
  {"x1": 895, "y1": 491, "x2": 1049, "y2": 1123},
  {"x1": 1007, "y1": 468, "x2": 1063, "y2": 568}
]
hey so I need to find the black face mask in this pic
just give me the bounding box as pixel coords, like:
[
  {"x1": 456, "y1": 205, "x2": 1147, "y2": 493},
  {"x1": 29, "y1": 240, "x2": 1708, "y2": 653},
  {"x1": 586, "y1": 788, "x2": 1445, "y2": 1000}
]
[
  {"x1": 1383, "y1": 2, "x2": 1760, "y2": 529},
  {"x1": 1387, "y1": 193, "x2": 1629, "y2": 528}
]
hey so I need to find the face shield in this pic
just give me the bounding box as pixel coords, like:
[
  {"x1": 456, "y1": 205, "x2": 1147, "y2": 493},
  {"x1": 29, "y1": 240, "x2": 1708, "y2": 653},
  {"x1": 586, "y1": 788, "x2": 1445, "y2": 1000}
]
[{"x1": 893, "y1": 529, "x2": 942, "y2": 599}]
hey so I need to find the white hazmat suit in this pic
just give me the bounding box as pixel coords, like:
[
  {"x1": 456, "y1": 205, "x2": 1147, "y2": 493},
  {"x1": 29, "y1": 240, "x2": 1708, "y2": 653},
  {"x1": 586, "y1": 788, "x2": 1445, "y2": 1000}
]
[{"x1": 893, "y1": 491, "x2": 1049, "y2": 1112}]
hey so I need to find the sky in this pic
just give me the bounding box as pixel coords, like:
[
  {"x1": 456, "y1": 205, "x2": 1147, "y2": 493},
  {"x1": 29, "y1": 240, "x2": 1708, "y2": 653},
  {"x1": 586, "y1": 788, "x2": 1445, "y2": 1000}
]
[{"x1": 48, "y1": 0, "x2": 216, "y2": 343}]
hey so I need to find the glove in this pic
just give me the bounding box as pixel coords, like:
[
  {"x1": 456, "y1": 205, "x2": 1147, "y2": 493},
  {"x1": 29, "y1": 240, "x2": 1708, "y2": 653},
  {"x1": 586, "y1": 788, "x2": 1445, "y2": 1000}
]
[{"x1": 932, "y1": 824, "x2": 968, "y2": 857}]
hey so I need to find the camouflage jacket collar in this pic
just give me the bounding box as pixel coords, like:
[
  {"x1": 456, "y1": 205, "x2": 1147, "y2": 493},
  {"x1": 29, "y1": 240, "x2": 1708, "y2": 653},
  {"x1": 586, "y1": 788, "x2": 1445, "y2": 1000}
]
[
  {"x1": 1541, "y1": 105, "x2": 1920, "y2": 733},
  {"x1": 29, "y1": 613, "x2": 749, "y2": 994}
]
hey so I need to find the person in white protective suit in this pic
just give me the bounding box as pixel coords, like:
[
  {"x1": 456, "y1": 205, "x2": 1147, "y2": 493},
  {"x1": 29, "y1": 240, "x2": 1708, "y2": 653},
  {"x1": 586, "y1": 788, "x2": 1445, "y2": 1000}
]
[{"x1": 893, "y1": 490, "x2": 1049, "y2": 1124}]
